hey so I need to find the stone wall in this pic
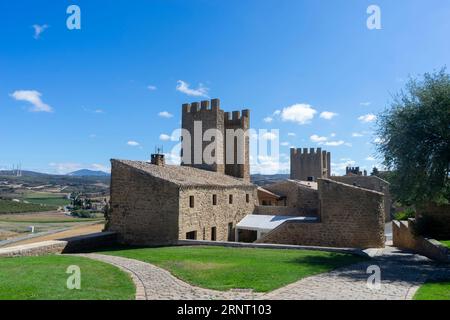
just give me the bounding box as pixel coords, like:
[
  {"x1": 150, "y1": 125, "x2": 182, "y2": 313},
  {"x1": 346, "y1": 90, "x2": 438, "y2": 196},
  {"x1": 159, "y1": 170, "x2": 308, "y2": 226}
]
[
  {"x1": 0, "y1": 232, "x2": 117, "y2": 258},
  {"x1": 179, "y1": 186, "x2": 256, "y2": 242},
  {"x1": 331, "y1": 175, "x2": 392, "y2": 222},
  {"x1": 253, "y1": 205, "x2": 299, "y2": 216},
  {"x1": 257, "y1": 179, "x2": 385, "y2": 248},
  {"x1": 393, "y1": 219, "x2": 449, "y2": 262},
  {"x1": 107, "y1": 160, "x2": 180, "y2": 245},
  {"x1": 263, "y1": 180, "x2": 319, "y2": 216}
]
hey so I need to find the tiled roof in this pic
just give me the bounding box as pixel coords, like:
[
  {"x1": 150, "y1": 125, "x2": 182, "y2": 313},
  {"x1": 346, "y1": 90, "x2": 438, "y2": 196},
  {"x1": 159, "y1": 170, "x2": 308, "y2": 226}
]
[{"x1": 112, "y1": 159, "x2": 254, "y2": 187}]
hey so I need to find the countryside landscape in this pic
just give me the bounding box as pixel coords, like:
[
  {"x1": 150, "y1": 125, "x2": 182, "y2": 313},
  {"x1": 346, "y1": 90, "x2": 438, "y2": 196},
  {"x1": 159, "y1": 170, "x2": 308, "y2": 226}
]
[{"x1": 0, "y1": 0, "x2": 449, "y2": 313}]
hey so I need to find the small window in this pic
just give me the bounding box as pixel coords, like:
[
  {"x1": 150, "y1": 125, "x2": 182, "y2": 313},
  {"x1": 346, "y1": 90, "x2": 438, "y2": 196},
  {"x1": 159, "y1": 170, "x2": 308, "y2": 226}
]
[
  {"x1": 189, "y1": 196, "x2": 195, "y2": 208},
  {"x1": 229, "y1": 194, "x2": 233, "y2": 204},
  {"x1": 186, "y1": 231, "x2": 197, "y2": 240},
  {"x1": 246, "y1": 194, "x2": 250, "y2": 203},
  {"x1": 202, "y1": 227, "x2": 206, "y2": 240},
  {"x1": 212, "y1": 194, "x2": 217, "y2": 205},
  {"x1": 211, "y1": 227, "x2": 217, "y2": 241}
]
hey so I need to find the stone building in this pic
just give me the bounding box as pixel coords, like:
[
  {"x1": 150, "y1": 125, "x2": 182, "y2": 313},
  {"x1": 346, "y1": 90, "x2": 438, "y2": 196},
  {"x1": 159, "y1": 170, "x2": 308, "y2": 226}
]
[
  {"x1": 331, "y1": 175, "x2": 392, "y2": 222},
  {"x1": 290, "y1": 147, "x2": 331, "y2": 181},
  {"x1": 181, "y1": 98, "x2": 250, "y2": 182},
  {"x1": 254, "y1": 179, "x2": 386, "y2": 248},
  {"x1": 107, "y1": 99, "x2": 387, "y2": 249},
  {"x1": 107, "y1": 158, "x2": 256, "y2": 245}
]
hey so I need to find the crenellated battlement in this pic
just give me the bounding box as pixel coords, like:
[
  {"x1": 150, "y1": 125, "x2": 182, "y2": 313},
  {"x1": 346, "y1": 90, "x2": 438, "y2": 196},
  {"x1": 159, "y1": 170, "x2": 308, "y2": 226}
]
[
  {"x1": 224, "y1": 109, "x2": 250, "y2": 126},
  {"x1": 290, "y1": 147, "x2": 331, "y2": 181},
  {"x1": 291, "y1": 147, "x2": 325, "y2": 156},
  {"x1": 182, "y1": 98, "x2": 221, "y2": 114}
]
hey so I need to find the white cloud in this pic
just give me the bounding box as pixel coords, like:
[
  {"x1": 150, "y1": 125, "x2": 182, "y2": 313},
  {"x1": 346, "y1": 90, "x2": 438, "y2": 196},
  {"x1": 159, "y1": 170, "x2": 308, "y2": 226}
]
[
  {"x1": 319, "y1": 111, "x2": 338, "y2": 120},
  {"x1": 250, "y1": 155, "x2": 289, "y2": 175},
  {"x1": 280, "y1": 142, "x2": 290, "y2": 146},
  {"x1": 159, "y1": 134, "x2": 171, "y2": 141},
  {"x1": 89, "y1": 134, "x2": 97, "y2": 138},
  {"x1": 287, "y1": 132, "x2": 296, "y2": 137},
  {"x1": 330, "y1": 133, "x2": 336, "y2": 137},
  {"x1": 331, "y1": 159, "x2": 356, "y2": 175},
  {"x1": 32, "y1": 24, "x2": 48, "y2": 39},
  {"x1": 127, "y1": 140, "x2": 140, "y2": 147},
  {"x1": 366, "y1": 156, "x2": 376, "y2": 161},
  {"x1": 261, "y1": 132, "x2": 277, "y2": 141},
  {"x1": 373, "y1": 137, "x2": 384, "y2": 144},
  {"x1": 358, "y1": 114, "x2": 377, "y2": 123},
  {"x1": 310, "y1": 134, "x2": 328, "y2": 143},
  {"x1": 352, "y1": 132, "x2": 364, "y2": 137},
  {"x1": 281, "y1": 103, "x2": 317, "y2": 125},
  {"x1": 263, "y1": 117, "x2": 273, "y2": 123},
  {"x1": 158, "y1": 111, "x2": 173, "y2": 118},
  {"x1": 322, "y1": 140, "x2": 345, "y2": 147},
  {"x1": 176, "y1": 80, "x2": 209, "y2": 97},
  {"x1": 10, "y1": 90, "x2": 52, "y2": 112},
  {"x1": 360, "y1": 102, "x2": 371, "y2": 107},
  {"x1": 147, "y1": 85, "x2": 157, "y2": 91}
]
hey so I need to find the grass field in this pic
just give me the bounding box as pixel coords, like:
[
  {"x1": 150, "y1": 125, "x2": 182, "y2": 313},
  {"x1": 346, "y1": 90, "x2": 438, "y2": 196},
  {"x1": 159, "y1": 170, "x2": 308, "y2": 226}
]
[
  {"x1": 100, "y1": 246, "x2": 365, "y2": 292},
  {"x1": 414, "y1": 279, "x2": 450, "y2": 300},
  {"x1": 0, "y1": 255, "x2": 135, "y2": 300},
  {"x1": 22, "y1": 192, "x2": 71, "y2": 207},
  {"x1": 440, "y1": 240, "x2": 450, "y2": 248},
  {"x1": 0, "y1": 199, "x2": 58, "y2": 214}
]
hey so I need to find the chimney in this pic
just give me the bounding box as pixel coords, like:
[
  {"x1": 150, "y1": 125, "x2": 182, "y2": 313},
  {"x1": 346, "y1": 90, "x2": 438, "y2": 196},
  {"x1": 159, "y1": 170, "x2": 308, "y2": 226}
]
[{"x1": 151, "y1": 153, "x2": 165, "y2": 166}]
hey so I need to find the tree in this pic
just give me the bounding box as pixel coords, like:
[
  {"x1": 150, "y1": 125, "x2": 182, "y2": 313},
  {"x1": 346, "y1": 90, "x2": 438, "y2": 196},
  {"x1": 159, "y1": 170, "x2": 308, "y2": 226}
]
[
  {"x1": 370, "y1": 167, "x2": 379, "y2": 176},
  {"x1": 376, "y1": 68, "x2": 450, "y2": 207}
]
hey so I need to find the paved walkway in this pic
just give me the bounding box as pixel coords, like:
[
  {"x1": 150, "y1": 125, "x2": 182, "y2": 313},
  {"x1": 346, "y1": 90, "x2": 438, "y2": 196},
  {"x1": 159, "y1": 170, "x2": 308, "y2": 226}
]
[{"x1": 75, "y1": 247, "x2": 450, "y2": 300}]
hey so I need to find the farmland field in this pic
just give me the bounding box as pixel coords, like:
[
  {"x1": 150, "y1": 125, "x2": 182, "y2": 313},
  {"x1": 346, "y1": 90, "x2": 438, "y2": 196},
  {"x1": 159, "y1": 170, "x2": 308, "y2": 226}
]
[
  {"x1": 22, "y1": 192, "x2": 70, "y2": 207},
  {"x1": 0, "y1": 199, "x2": 58, "y2": 214}
]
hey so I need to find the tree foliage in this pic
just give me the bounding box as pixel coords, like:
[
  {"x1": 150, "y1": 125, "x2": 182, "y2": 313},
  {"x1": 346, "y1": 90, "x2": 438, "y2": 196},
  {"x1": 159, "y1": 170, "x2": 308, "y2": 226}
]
[{"x1": 377, "y1": 68, "x2": 450, "y2": 206}]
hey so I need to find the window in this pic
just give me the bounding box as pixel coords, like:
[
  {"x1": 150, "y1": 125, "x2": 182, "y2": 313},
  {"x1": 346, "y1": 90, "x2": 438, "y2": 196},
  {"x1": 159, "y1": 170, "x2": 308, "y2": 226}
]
[
  {"x1": 246, "y1": 194, "x2": 250, "y2": 203},
  {"x1": 229, "y1": 194, "x2": 233, "y2": 204},
  {"x1": 189, "y1": 196, "x2": 195, "y2": 208},
  {"x1": 186, "y1": 231, "x2": 197, "y2": 240},
  {"x1": 211, "y1": 227, "x2": 217, "y2": 241},
  {"x1": 202, "y1": 227, "x2": 206, "y2": 240},
  {"x1": 212, "y1": 194, "x2": 217, "y2": 205}
]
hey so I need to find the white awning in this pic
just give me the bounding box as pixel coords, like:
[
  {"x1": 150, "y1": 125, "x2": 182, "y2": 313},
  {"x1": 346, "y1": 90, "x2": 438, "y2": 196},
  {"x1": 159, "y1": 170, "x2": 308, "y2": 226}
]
[{"x1": 236, "y1": 214, "x2": 317, "y2": 233}]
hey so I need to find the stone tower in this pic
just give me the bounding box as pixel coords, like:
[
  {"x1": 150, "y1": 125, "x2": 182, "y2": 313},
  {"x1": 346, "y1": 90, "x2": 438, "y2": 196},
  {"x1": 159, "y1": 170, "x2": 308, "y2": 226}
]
[
  {"x1": 181, "y1": 98, "x2": 250, "y2": 182},
  {"x1": 290, "y1": 147, "x2": 331, "y2": 181}
]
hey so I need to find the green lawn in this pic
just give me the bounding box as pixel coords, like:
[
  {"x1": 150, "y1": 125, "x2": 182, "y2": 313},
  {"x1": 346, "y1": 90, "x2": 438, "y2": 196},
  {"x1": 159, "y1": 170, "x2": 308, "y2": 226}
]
[
  {"x1": 440, "y1": 240, "x2": 450, "y2": 248},
  {"x1": 100, "y1": 246, "x2": 365, "y2": 292},
  {"x1": 0, "y1": 255, "x2": 135, "y2": 300},
  {"x1": 0, "y1": 199, "x2": 58, "y2": 214},
  {"x1": 414, "y1": 279, "x2": 450, "y2": 300}
]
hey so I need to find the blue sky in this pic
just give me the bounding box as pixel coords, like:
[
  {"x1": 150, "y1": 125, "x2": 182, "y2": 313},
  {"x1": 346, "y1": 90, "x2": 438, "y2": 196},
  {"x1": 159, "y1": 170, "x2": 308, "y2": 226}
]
[{"x1": 1, "y1": 0, "x2": 449, "y2": 175}]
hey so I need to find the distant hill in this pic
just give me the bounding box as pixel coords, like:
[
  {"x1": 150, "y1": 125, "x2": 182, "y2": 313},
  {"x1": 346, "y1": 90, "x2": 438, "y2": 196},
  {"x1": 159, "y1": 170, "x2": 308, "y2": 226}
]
[
  {"x1": 251, "y1": 174, "x2": 290, "y2": 186},
  {"x1": 0, "y1": 170, "x2": 49, "y2": 177},
  {"x1": 67, "y1": 169, "x2": 110, "y2": 177}
]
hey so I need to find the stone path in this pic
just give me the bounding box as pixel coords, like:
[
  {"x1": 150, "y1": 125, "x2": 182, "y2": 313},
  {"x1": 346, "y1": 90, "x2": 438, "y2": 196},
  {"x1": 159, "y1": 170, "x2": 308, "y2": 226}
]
[{"x1": 74, "y1": 247, "x2": 450, "y2": 300}]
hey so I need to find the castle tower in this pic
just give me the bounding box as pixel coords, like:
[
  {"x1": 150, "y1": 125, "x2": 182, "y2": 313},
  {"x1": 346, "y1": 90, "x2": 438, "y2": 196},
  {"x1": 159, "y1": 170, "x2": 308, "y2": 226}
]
[
  {"x1": 224, "y1": 109, "x2": 250, "y2": 181},
  {"x1": 181, "y1": 98, "x2": 250, "y2": 181},
  {"x1": 290, "y1": 147, "x2": 331, "y2": 181}
]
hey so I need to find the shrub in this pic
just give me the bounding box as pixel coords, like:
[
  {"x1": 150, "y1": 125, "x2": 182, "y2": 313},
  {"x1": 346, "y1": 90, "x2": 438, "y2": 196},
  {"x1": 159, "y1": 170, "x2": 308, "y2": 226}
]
[{"x1": 394, "y1": 208, "x2": 416, "y2": 221}]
